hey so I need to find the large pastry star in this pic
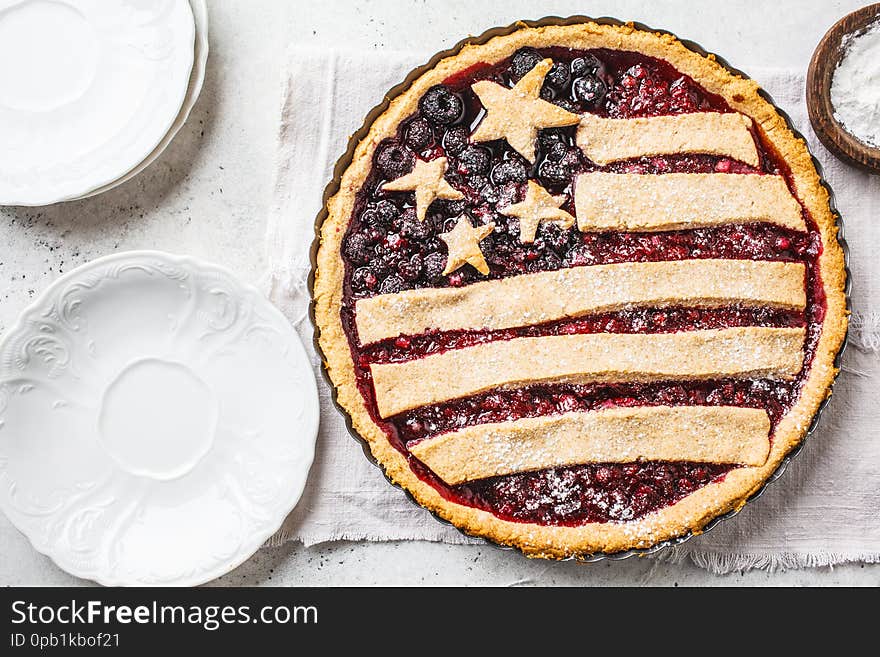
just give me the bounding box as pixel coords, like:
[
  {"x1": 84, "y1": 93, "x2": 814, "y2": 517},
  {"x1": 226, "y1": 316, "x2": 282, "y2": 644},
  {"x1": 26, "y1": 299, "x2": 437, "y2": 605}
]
[
  {"x1": 470, "y1": 59, "x2": 580, "y2": 162},
  {"x1": 500, "y1": 180, "x2": 576, "y2": 243},
  {"x1": 439, "y1": 215, "x2": 495, "y2": 275},
  {"x1": 381, "y1": 156, "x2": 464, "y2": 222}
]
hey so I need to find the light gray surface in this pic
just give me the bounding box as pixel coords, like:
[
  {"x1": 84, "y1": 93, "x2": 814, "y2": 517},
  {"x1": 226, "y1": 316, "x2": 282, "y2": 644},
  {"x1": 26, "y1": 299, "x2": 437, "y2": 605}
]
[{"x1": 1, "y1": 0, "x2": 878, "y2": 586}]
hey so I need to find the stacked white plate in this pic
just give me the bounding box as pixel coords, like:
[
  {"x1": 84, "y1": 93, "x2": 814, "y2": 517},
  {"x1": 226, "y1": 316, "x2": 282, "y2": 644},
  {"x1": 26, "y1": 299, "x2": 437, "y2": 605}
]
[{"x1": 0, "y1": 0, "x2": 209, "y2": 206}]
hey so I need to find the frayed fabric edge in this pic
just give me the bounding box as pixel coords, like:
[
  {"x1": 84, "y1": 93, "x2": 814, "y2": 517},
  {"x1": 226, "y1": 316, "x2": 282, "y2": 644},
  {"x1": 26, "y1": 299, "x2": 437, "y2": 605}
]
[
  {"x1": 264, "y1": 531, "x2": 879, "y2": 574},
  {"x1": 654, "y1": 546, "x2": 880, "y2": 574},
  {"x1": 263, "y1": 530, "x2": 477, "y2": 549},
  {"x1": 849, "y1": 312, "x2": 880, "y2": 353}
]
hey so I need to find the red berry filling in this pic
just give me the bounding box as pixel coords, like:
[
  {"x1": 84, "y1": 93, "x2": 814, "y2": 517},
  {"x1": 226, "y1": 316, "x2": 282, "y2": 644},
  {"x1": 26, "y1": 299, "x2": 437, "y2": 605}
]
[
  {"x1": 360, "y1": 306, "x2": 806, "y2": 364},
  {"x1": 336, "y1": 47, "x2": 827, "y2": 527}
]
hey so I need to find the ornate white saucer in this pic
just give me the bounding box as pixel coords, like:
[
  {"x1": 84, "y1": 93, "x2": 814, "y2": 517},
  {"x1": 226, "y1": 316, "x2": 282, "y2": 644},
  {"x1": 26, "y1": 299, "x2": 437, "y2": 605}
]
[{"x1": 0, "y1": 251, "x2": 319, "y2": 586}]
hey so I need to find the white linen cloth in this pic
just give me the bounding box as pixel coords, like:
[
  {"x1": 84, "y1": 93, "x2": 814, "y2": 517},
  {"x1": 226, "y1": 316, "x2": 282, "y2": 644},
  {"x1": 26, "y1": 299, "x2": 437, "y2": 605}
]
[{"x1": 262, "y1": 47, "x2": 880, "y2": 573}]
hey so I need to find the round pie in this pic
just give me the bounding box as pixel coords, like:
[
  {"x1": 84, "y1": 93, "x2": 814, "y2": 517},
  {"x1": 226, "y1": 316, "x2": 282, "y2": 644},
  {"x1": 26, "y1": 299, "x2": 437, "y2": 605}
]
[{"x1": 313, "y1": 20, "x2": 848, "y2": 558}]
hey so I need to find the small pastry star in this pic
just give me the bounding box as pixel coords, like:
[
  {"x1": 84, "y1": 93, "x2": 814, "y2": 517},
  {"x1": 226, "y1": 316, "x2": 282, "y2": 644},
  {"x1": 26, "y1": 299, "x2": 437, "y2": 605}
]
[
  {"x1": 500, "y1": 180, "x2": 576, "y2": 243},
  {"x1": 381, "y1": 156, "x2": 464, "y2": 222},
  {"x1": 439, "y1": 215, "x2": 495, "y2": 275},
  {"x1": 470, "y1": 59, "x2": 580, "y2": 163}
]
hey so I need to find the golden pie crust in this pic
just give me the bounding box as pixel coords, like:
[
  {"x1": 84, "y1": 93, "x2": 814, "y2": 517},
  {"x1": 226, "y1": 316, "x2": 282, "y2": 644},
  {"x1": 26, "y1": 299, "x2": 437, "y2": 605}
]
[
  {"x1": 575, "y1": 172, "x2": 806, "y2": 232},
  {"x1": 410, "y1": 406, "x2": 772, "y2": 485},
  {"x1": 576, "y1": 111, "x2": 760, "y2": 166},
  {"x1": 354, "y1": 259, "x2": 807, "y2": 344},
  {"x1": 312, "y1": 21, "x2": 848, "y2": 558},
  {"x1": 370, "y1": 327, "x2": 806, "y2": 418}
]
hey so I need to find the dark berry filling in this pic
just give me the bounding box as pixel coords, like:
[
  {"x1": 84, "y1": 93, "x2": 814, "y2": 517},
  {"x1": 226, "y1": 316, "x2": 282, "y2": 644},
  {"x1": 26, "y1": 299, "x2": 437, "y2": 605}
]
[{"x1": 336, "y1": 47, "x2": 827, "y2": 527}]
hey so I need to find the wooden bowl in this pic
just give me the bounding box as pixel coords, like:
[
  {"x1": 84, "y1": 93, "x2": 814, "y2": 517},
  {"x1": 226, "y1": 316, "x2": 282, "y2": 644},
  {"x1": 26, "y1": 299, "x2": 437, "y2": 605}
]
[{"x1": 807, "y1": 3, "x2": 880, "y2": 173}]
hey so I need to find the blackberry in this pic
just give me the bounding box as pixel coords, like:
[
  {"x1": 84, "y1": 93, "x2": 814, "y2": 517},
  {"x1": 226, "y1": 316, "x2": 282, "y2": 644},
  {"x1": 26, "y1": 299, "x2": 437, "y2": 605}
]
[
  {"x1": 491, "y1": 158, "x2": 528, "y2": 185},
  {"x1": 538, "y1": 127, "x2": 570, "y2": 151},
  {"x1": 397, "y1": 254, "x2": 424, "y2": 281},
  {"x1": 457, "y1": 145, "x2": 491, "y2": 175},
  {"x1": 374, "y1": 199, "x2": 400, "y2": 226},
  {"x1": 379, "y1": 274, "x2": 405, "y2": 294},
  {"x1": 419, "y1": 85, "x2": 463, "y2": 125},
  {"x1": 442, "y1": 126, "x2": 469, "y2": 156},
  {"x1": 396, "y1": 209, "x2": 432, "y2": 239},
  {"x1": 376, "y1": 141, "x2": 414, "y2": 179},
  {"x1": 344, "y1": 233, "x2": 371, "y2": 265},
  {"x1": 351, "y1": 267, "x2": 378, "y2": 292},
  {"x1": 404, "y1": 117, "x2": 434, "y2": 150},
  {"x1": 509, "y1": 47, "x2": 542, "y2": 81},
  {"x1": 423, "y1": 252, "x2": 446, "y2": 281},
  {"x1": 539, "y1": 223, "x2": 573, "y2": 252}
]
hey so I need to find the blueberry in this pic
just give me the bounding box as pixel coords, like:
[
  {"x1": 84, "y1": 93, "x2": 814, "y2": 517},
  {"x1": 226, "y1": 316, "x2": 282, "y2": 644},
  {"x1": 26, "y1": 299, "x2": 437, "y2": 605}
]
[
  {"x1": 437, "y1": 198, "x2": 468, "y2": 216},
  {"x1": 457, "y1": 145, "x2": 491, "y2": 175},
  {"x1": 397, "y1": 254, "x2": 423, "y2": 281},
  {"x1": 544, "y1": 61, "x2": 570, "y2": 90},
  {"x1": 442, "y1": 126, "x2": 469, "y2": 156},
  {"x1": 553, "y1": 98, "x2": 580, "y2": 114},
  {"x1": 509, "y1": 47, "x2": 542, "y2": 81},
  {"x1": 379, "y1": 275, "x2": 405, "y2": 294},
  {"x1": 423, "y1": 252, "x2": 446, "y2": 281},
  {"x1": 344, "y1": 233, "x2": 371, "y2": 265},
  {"x1": 491, "y1": 158, "x2": 528, "y2": 185},
  {"x1": 546, "y1": 141, "x2": 569, "y2": 162},
  {"x1": 374, "y1": 199, "x2": 400, "y2": 226},
  {"x1": 404, "y1": 117, "x2": 434, "y2": 150},
  {"x1": 572, "y1": 75, "x2": 607, "y2": 105},
  {"x1": 377, "y1": 141, "x2": 414, "y2": 179},
  {"x1": 539, "y1": 223, "x2": 573, "y2": 252},
  {"x1": 419, "y1": 85, "x2": 463, "y2": 125},
  {"x1": 538, "y1": 128, "x2": 570, "y2": 150},
  {"x1": 570, "y1": 55, "x2": 601, "y2": 77}
]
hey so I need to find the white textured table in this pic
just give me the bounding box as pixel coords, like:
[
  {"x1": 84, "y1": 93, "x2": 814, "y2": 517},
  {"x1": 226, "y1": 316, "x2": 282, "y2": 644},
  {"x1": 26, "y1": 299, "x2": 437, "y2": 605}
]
[{"x1": 1, "y1": 0, "x2": 877, "y2": 586}]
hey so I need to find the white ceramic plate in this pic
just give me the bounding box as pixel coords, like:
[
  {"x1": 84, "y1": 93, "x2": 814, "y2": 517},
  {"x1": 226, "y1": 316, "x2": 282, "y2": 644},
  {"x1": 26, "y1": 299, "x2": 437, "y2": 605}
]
[
  {"x1": 0, "y1": 0, "x2": 195, "y2": 206},
  {"x1": 76, "y1": 0, "x2": 209, "y2": 201},
  {"x1": 0, "y1": 252, "x2": 319, "y2": 586}
]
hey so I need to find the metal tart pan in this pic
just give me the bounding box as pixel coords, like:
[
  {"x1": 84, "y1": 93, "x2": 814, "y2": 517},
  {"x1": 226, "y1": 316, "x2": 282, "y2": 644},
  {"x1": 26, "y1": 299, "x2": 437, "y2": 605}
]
[{"x1": 308, "y1": 15, "x2": 852, "y2": 562}]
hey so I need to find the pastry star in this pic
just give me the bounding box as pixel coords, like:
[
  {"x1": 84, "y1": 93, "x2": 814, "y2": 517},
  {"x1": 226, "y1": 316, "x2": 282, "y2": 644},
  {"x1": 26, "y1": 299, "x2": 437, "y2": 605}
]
[
  {"x1": 500, "y1": 180, "x2": 576, "y2": 243},
  {"x1": 470, "y1": 58, "x2": 580, "y2": 163},
  {"x1": 439, "y1": 215, "x2": 495, "y2": 275},
  {"x1": 381, "y1": 156, "x2": 464, "y2": 222}
]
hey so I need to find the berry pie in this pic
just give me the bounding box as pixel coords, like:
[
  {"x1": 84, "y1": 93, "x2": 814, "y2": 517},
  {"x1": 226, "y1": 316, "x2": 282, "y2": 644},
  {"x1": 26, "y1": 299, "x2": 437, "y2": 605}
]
[{"x1": 313, "y1": 21, "x2": 848, "y2": 557}]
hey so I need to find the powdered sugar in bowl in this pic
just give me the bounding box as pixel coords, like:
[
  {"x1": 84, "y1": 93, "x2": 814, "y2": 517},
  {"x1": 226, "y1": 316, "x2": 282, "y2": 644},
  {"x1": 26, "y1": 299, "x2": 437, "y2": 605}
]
[{"x1": 807, "y1": 4, "x2": 880, "y2": 173}]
